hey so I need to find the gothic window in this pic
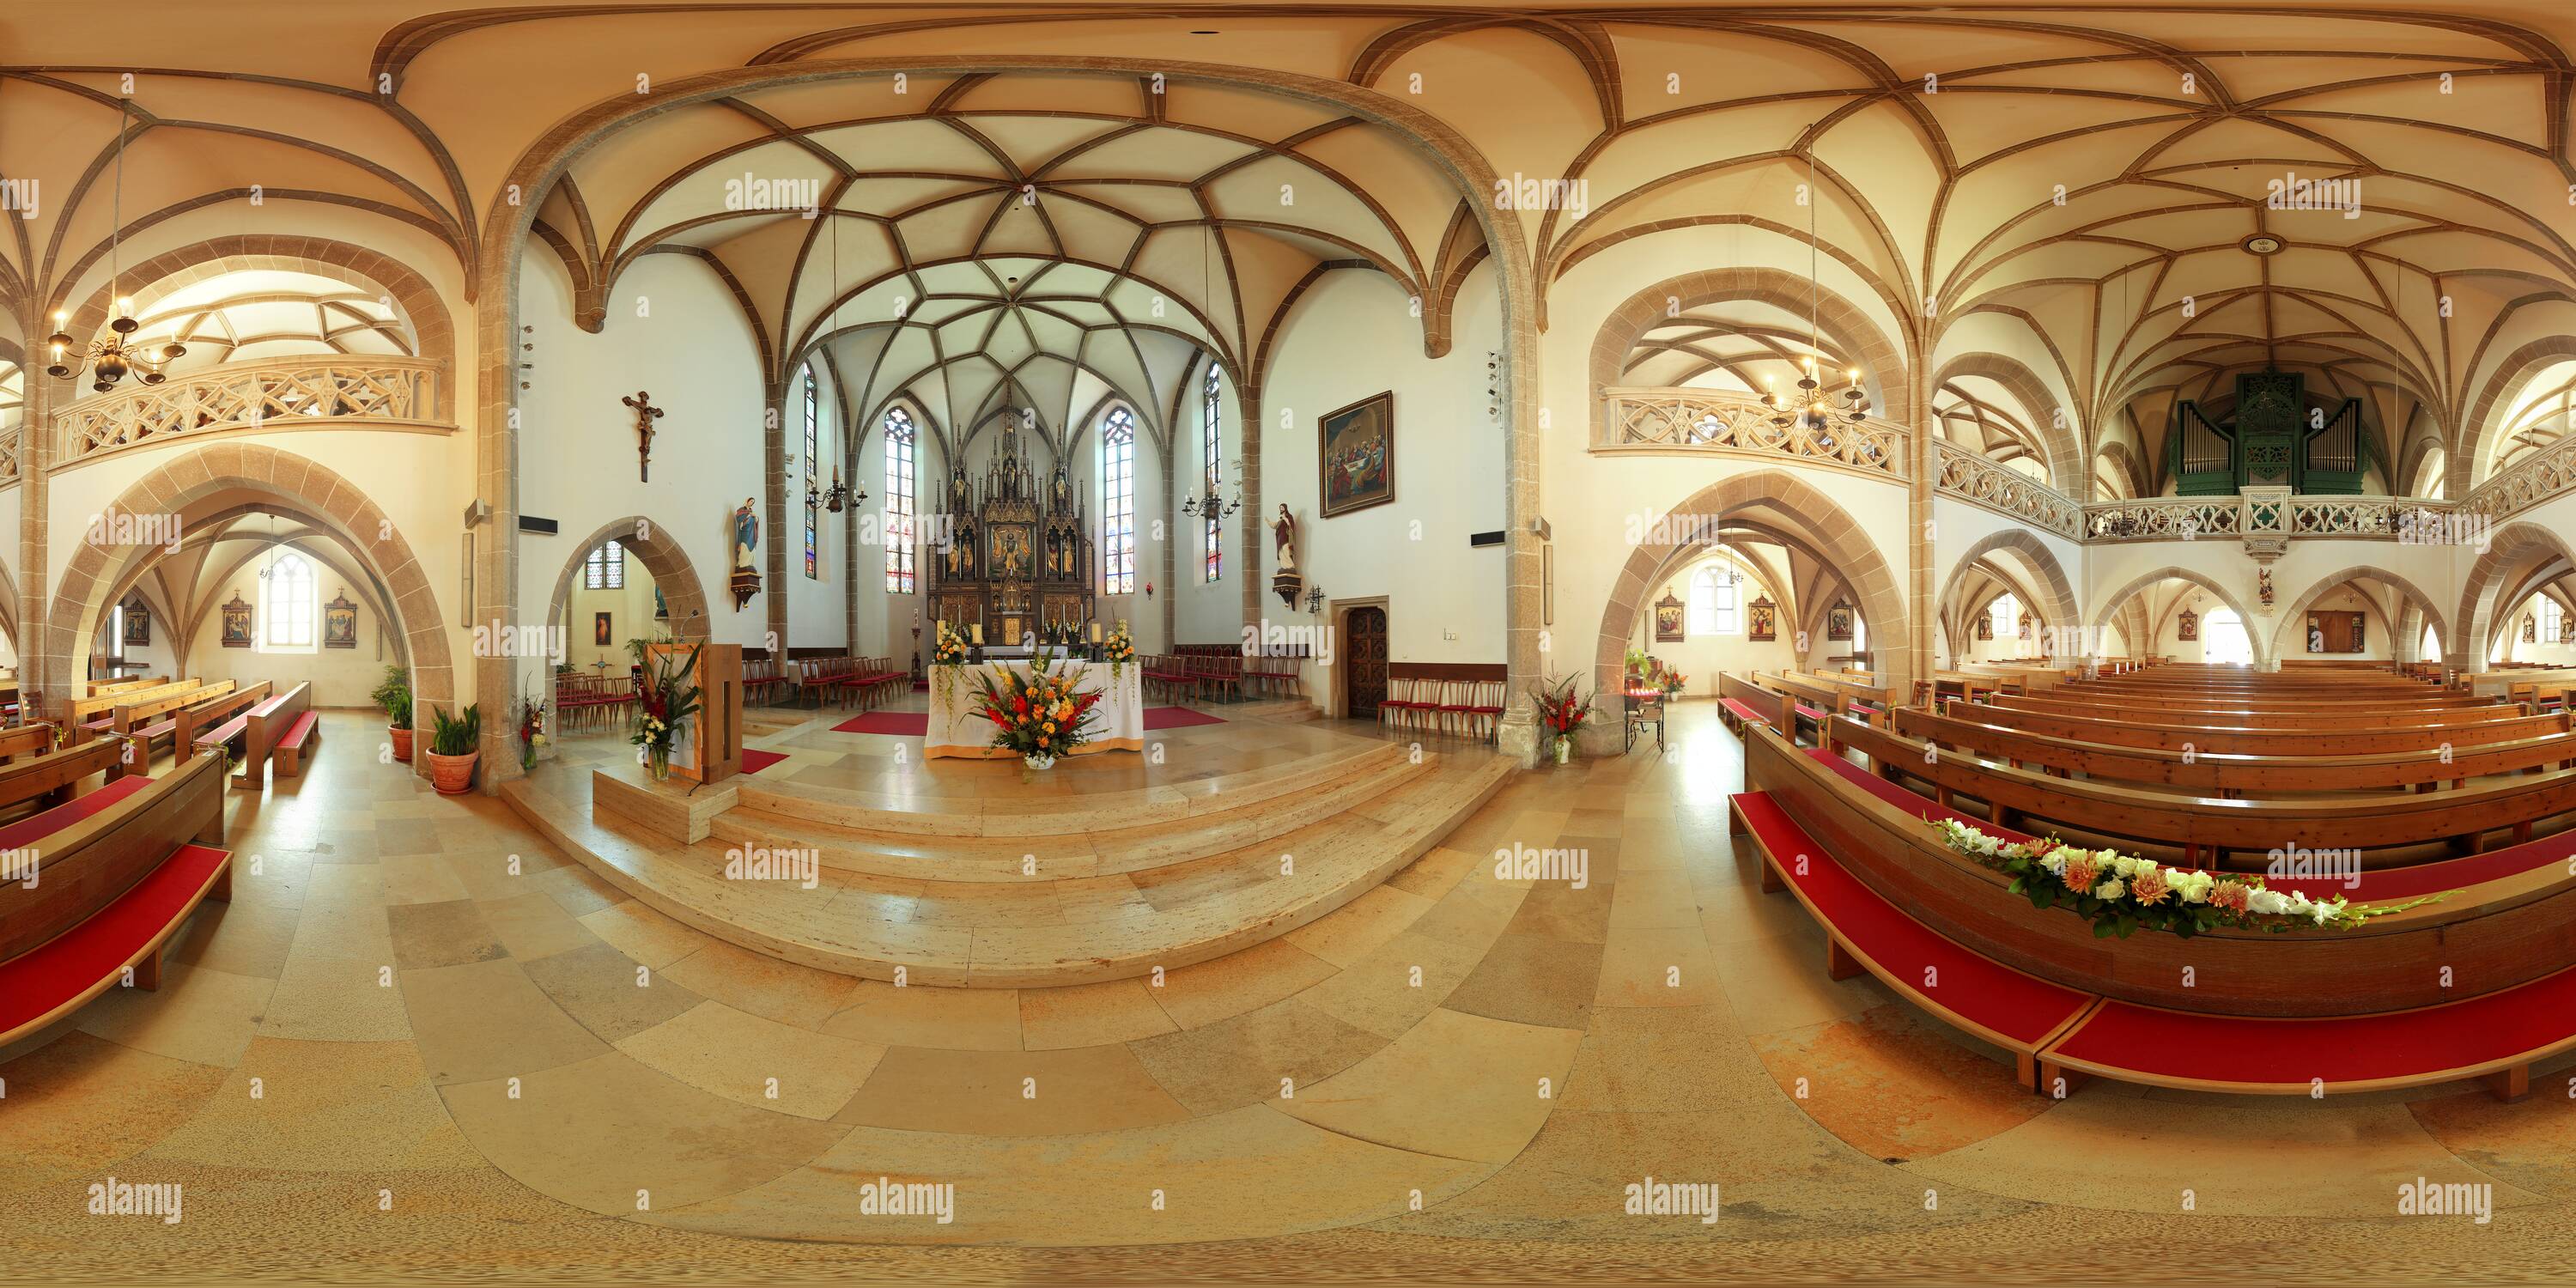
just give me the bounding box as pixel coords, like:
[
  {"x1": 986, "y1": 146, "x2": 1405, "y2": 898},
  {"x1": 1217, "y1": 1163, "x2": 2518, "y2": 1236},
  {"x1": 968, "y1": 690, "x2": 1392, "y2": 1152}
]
[
  {"x1": 884, "y1": 407, "x2": 917, "y2": 593},
  {"x1": 1103, "y1": 407, "x2": 1135, "y2": 594}
]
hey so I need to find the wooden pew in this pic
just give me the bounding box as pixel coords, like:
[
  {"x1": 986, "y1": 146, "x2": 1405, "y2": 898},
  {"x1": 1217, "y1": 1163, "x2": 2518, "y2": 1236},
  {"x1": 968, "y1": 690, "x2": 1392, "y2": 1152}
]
[
  {"x1": 69, "y1": 677, "x2": 213, "y2": 741},
  {"x1": 1829, "y1": 713, "x2": 2576, "y2": 862},
  {"x1": 1892, "y1": 706, "x2": 2576, "y2": 795},
  {"x1": 110, "y1": 678, "x2": 237, "y2": 763},
  {"x1": 0, "y1": 721, "x2": 59, "y2": 768},
  {"x1": 85, "y1": 675, "x2": 167, "y2": 699},
  {"x1": 0, "y1": 736, "x2": 131, "y2": 817},
  {"x1": 239, "y1": 681, "x2": 315, "y2": 788},
  {"x1": 1718, "y1": 671, "x2": 1790, "y2": 736},
  {"x1": 1955, "y1": 702, "x2": 2569, "y2": 756},
  {"x1": 1733, "y1": 725, "x2": 2576, "y2": 1098},
  {"x1": 1730, "y1": 788, "x2": 2091, "y2": 1092},
  {"x1": 174, "y1": 681, "x2": 272, "y2": 761},
  {"x1": 1979, "y1": 694, "x2": 2520, "y2": 730},
  {"x1": 0, "y1": 750, "x2": 232, "y2": 1047}
]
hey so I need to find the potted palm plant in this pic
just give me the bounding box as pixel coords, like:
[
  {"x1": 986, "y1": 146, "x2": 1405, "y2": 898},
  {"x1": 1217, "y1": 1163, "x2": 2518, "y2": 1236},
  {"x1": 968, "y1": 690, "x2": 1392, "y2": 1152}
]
[
  {"x1": 424, "y1": 703, "x2": 482, "y2": 794},
  {"x1": 373, "y1": 664, "x2": 415, "y2": 762}
]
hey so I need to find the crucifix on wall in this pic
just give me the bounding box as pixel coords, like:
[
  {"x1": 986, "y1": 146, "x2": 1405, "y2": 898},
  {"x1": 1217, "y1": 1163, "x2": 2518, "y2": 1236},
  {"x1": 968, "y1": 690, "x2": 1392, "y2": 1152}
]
[{"x1": 622, "y1": 391, "x2": 665, "y2": 481}]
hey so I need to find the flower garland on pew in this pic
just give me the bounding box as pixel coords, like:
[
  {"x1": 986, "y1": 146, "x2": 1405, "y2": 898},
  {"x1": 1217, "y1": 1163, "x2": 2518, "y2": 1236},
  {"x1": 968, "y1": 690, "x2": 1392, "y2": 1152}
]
[
  {"x1": 931, "y1": 620, "x2": 969, "y2": 712},
  {"x1": 1932, "y1": 818, "x2": 2445, "y2": 939}
]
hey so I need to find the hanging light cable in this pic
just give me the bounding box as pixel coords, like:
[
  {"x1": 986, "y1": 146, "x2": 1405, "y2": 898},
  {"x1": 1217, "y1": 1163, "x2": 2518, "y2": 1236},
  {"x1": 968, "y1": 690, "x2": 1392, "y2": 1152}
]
[
  {"x1": 1764, "y1": 143, "x2": 1868, "y2": 430},
  {"x1": 46, "y1": 99, "x2": 185, "y2": 392}
]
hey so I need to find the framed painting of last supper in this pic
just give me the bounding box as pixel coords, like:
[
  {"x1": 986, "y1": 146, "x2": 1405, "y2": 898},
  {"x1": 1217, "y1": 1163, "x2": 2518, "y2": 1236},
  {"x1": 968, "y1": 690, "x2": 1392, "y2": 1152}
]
[{"x1": 1319, "y1": 392, "x2": 1394, "y2": 517}]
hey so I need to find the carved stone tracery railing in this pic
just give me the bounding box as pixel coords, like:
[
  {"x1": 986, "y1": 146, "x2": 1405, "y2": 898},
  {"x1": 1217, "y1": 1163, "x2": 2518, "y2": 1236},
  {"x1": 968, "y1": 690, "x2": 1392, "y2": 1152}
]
[
  {"x1": 2465, "y1": 435, "x2": 2576, "y2": 525},
  {"x1": 2080, "y1": 496, "x2": 2246, "y2": 542},
  {"x1": 1933, "y1": 442, "x2": 2081, "y2": 538},
  {"x1": 1598, "y1": 386, "x2": 1909, "y2": 480},
  {"x1": 51, "y1": 356, "x2": 447, "y2": 469}
]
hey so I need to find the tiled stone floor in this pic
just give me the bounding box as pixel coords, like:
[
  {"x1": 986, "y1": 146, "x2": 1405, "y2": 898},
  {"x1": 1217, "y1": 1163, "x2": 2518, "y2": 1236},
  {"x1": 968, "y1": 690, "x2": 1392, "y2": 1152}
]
[{"x1": 2, "y1": 705, "x2": 2568, "y2": 1282}]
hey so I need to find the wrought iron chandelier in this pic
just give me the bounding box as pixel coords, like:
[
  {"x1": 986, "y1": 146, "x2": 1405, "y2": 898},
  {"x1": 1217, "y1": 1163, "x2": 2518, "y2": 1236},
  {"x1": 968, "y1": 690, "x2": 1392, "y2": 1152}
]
[
  {"x1": 1180, "y1": 484, "x2": 1241, "y2": 521},
  {"x1": 46, "y1": 100, "x2": 184, "y2": 392},
  {"x1": 808, "y1": 468, "x2": 862, "y2": 513},
  {"x1": 1761, "y1": 146, "x2": 1868, "y2": 432},
  {"x1": 805, "y1": 197, "x2": 864, "y2": 516}
]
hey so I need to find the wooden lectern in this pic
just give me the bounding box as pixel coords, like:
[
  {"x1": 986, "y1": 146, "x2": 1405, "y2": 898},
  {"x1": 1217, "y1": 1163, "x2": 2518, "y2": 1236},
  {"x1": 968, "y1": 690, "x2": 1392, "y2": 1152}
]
[{"x1": 641, "y1": 641, "x2": 743, "y2": 783}]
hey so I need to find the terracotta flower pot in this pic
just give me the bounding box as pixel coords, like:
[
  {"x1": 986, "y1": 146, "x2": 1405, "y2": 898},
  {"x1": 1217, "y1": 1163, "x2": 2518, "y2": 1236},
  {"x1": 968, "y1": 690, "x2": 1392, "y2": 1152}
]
[
  {"x1": 425, "y1": 749, "x2": 478, "y2": 794},
  {"x1": 389, "y1": 725, "x2": 414, "y2": 762}
]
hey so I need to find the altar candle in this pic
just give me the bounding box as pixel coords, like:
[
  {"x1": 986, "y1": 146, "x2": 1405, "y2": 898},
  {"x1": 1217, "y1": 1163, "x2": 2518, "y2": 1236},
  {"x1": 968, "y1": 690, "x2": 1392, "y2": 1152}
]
[
  {"x1": 1090, "y1": 621, "x2": 1103, "y2": 644},
  {"x1": 971, "y1": 623, "x2": 983, "y2": 645}
]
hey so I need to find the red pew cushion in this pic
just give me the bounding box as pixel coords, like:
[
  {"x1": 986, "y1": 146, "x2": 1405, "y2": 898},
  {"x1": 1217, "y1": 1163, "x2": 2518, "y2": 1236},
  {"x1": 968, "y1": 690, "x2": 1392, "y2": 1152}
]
[
  {"x1": 2049, "y1": 966, "x2": 2576, "y2": 1091},
  {"x1": 0, "y1": 774, "x2": 155, "y2": 852},
  {"x1": 1733, "y1": 790, "x2": 2091, "y2": 1048},
  {"x1": 0, "y1": 842, "x2": 228, "y2": 1041}
]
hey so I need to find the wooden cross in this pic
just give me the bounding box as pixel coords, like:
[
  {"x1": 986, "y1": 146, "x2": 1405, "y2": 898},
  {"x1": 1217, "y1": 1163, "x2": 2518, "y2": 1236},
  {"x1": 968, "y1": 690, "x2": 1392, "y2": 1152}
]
[{"x1": 622, "y1": 391, "x2": 665, "y2": 481}]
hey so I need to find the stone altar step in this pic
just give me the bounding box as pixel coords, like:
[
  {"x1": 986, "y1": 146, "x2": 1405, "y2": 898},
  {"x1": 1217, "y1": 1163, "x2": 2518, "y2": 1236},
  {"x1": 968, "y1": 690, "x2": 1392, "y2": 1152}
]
[
  {"x1": 711, "y1": 742, "x2": 1429, "y2": 883},
  {"x1": 728, "y1": 739, "x2": 1408, "y2": 838},
  {"x1": 501, "y1": 746, "x2": 1514, "y2": 988}
]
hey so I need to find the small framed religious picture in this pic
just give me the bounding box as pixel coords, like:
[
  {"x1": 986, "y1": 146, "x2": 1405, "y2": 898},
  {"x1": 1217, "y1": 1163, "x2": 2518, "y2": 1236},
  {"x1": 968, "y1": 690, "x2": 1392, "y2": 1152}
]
[
  {"x1": 324, "y1": 589, "x2": 358, "y2": 648},
  {"x1": 595, "y1": 611, "x2": 615, "y2": 647},
  {"x1": 1318, "y1": 392, "x2": 1394, "y2": 517},
  {"x1": 221, "y1": 594, "x2": 253, "y2": 647},
  {"x1": 122, "y1": 596, "x2": 151, "y2": 647},
  {"x1": 2525, "y1": 613, "x2": 2539, "y2": 643},
  {"x1": 2178, "y1": 607, "x2": 2200, "y2": 641},
  {"x1": 1976, "y1": 612, "x2": 1995, "y2": 641},
  {"x1": 1653, "y1": 592, "x2": 1685, "y2": 642},
  {"x1": 1826, "y1": 601, "x2": 1853, "y2": 641},
  {"x1": 1747, "y1": 596, "x2": 1777, "y2": 641}
]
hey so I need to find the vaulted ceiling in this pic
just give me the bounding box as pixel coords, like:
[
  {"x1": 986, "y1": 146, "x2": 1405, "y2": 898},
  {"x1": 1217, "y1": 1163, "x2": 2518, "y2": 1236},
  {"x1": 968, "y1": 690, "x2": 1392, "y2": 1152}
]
[{"x1": 8, "y1": 3, "x2": 2576, "y2": 497}]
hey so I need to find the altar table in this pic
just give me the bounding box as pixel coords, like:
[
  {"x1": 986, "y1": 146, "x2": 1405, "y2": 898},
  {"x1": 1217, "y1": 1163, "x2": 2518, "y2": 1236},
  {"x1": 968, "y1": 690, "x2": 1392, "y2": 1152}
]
[{"x1": 925, "y1": 659, "x2": 1145, "y2": 759}]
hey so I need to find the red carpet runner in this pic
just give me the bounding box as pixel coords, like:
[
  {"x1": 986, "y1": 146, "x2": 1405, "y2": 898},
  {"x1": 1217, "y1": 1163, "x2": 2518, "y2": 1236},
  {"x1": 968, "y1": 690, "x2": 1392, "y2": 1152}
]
[
  {"x1": 739, "y1": 749, "x2": 787, "y2": 775},
  {"x1": 831, "y1": 708, "x2": 1224, "y2": 736}
]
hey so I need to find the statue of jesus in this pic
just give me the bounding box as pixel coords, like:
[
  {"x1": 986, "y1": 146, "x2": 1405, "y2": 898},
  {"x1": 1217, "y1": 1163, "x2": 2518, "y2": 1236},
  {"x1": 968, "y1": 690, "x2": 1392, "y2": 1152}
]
[{"x1": 1273, "y1": 503, "x2": 1297, "y2": 573}]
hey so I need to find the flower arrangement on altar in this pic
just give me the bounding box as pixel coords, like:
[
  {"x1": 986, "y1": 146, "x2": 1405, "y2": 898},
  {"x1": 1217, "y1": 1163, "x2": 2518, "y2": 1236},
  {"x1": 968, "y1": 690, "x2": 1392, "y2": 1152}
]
[
  {"x1": 971, "y1": 654, "x2": 1104, "y2": 769},
  {"x1": 932, "y1": 620, "x2": 969, "y2": 709},
  {"x1": 1103, "y1": 619, "x2": 1134, "y2": 681},
  {"x1": 1932, "y1": 817, "x2": 2440, "y2": 939},
  {"x1": 1531, "y1": 672, "x2": 1595, "y2": 764},
  {"x1": 626, "y1": 637, "x2": 702, "y2": 781}
]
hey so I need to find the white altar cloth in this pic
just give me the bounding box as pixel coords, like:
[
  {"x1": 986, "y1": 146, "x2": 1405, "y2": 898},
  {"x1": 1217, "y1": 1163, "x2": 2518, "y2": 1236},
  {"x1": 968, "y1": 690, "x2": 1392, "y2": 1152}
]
[{"x1": 924, "y1": 659, "x2": 1144, "y2": 759}]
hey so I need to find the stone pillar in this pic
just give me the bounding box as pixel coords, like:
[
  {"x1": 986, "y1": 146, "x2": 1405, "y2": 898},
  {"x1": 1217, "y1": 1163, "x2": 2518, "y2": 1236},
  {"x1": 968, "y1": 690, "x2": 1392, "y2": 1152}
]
[
  {"x1": 855, "y1": 466, "x2": 876, "y2": 665},
  {"x1": 1496, "y1": 331, "x2": 1542, "y2": 768},
  {"x1": 18, "y1": 301, "x2": 52, "y2": 724},
  {"x1": 1909, "y1": 365, "x2": 1935, "y2": 696},
  {"x1": 470, "y1": 282, "x2": 514, "y2": 788},
  {"x1": 1158, "y1": 432, "x2": 1177, "y2": 650},
  {"x1": 764, "y1": 382, "x2": 789, "y2": 665},
  {"x1": 1235, "y1": 379, "x2": 1261, "y2": 652}
]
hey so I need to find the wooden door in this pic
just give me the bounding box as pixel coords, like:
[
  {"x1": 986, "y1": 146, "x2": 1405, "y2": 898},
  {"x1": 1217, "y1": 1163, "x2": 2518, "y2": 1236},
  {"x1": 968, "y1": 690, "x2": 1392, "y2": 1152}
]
[{"x1": 1344, "y1": 606, "x2": 1388, "y2": 716}]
